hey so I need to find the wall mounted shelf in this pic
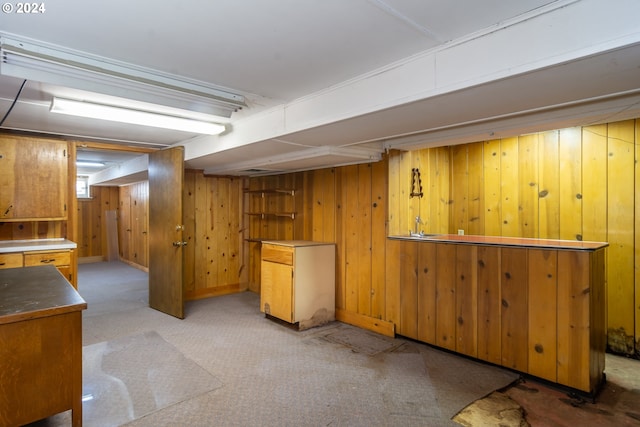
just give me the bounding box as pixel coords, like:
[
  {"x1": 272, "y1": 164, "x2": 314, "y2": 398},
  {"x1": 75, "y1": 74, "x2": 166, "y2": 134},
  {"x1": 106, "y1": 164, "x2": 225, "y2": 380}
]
[{"x1": 244, "y1": 188, "x2": 296, "y2": 219}]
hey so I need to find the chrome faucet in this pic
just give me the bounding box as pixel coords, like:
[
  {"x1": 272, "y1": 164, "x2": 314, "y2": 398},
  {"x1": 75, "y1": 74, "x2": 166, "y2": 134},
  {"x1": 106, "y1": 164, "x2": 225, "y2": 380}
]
[{"x1": 411, "y1": 216, "x2": 424, "y2": 237}]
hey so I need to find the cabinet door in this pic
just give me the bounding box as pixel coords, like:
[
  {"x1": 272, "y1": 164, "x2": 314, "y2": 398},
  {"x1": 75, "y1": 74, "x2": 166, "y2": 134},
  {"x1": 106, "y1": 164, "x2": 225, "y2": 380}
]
[
  {"x1": 261, "y1": 260, "x2": 293, "y2": 322},
  {"x1": 0, "y1": 136, "x2": 68, "y2": 220}
]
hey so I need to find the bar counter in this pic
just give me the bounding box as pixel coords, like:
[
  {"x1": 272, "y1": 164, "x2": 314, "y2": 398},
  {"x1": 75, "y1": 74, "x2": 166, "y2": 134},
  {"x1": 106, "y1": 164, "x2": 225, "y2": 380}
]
[
  {"x1": 386, "y1": 234, "x2": 608, "y2": 396},
  {"x1": 389, "y1": 233, "x2": 608, "y2": 251}
]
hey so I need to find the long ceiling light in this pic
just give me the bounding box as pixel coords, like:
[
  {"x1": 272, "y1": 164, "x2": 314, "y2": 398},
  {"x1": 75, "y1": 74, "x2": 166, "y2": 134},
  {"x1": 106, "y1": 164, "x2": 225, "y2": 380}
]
[
  {"x1": 0, "y1": 34, "x2": 246, "y2": 118},
  {"x1": 76, "y1": 160, "x2": 105, "y2": 168},
  {"x1": 51, "y1": 97, "x2": 226, "y2": 135}
]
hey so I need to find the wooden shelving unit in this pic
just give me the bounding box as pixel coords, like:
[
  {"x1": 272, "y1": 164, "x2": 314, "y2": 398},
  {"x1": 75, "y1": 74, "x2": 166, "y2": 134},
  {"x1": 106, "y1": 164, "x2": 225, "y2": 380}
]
[{"x1": 244, "y1": 188, "x2": 296, "y2": 219}]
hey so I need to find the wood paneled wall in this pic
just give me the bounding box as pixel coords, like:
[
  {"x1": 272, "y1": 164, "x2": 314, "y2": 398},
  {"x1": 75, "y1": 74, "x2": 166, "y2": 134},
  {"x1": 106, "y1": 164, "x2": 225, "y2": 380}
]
[
  {"x1": 182, "y1": 170, "x2": 245, "y2": 300},
  {"x1": 245, "y1": 173, "x2": 302, "y2": 291},
  {"x1": 246, "y1": 161, "x2": 389, "y2": 331},
  {"x1": 388, "y1": 118, "x2": 640, "y2": 357},
  {"x1": 119, "y1": 181, "x2": 149, "y2": 269},
  {"x1": 0, "y1": 221, "x2": 66, "y2": 240},
  {"x1": 76, "y1": 186, "x2": 119, "y2": 259}
]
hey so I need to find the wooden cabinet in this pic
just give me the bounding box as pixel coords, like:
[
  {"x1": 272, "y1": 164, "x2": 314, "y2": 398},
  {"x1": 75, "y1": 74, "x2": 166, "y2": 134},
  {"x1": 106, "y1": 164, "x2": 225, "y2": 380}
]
[
  {"x1": 260, "y1": 240, "x2": 335, "y2": 330},
  {"x1": 0, "y1": 136, "x2": 68, "y2": 221},
  {"x1": 388, "y1": 237, "x2": 606, "y2": 395},
  {"x1": 0, "y1": 253, "x2": 23, "y2": 269},
  {"x1": 24, "y1": 249, "x2": 75, "y2": 286},
  {"x1": 0, "y1": 265, "x2": 86, "y2": 427},
  {"x1": 0, "y1": 248, "x2": 77, "y2": 287}
]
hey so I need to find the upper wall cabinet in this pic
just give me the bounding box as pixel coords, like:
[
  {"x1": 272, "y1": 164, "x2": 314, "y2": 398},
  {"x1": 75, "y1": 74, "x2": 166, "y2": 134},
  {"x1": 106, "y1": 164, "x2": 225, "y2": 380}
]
[{"x1": 0, "y1": 135, "x2": 69, "y2": 221}]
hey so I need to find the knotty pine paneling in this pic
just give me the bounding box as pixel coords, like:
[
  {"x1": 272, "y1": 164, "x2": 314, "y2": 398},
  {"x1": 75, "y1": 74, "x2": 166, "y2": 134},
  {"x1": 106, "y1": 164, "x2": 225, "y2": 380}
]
[
  {"x1": 557, "y1": 250, "x2": 593, "y2": 392},
  {"x1": 455, "y1": 244, "x2": 478, "y2": 357},
  {"x1": 370, "y1": 160, "x2": 387, "y2": 320},
  {"x1": 450, "y1": 145, "x2": 469, "y2": 234},
  {"x1": 431, "y1": 147, "x2": 450, "y2": 234},
  {"x1": 340, "y1": 164, "x2": 361, "y2": 315},
  {"x1": 476, "y1": 245, "x2": 501, "y2": 365},
  {"x1": 246, "y1": 160, "x2": 388, "y2": 330},
  {"x1": 118, "y1": 182, "x2": 148, "y2": 269},
  {"x1": 518, "y1": 135, "x2": 539, "y2": 238},
  {"x1": 118, "y1": 185, "x2": 132, "y2": 262},
  {"x1": 482, "y1": 139, "x2": 502, "y2": 237},
  {"x1": 435, "y1": 243, "x2": 456, "y2": 351},
  {"x1": 77, "y1": 186, "x2": 119, "y2": 258},
  {"x1": 0, "y1": 221, "x2": 64, "y2": 240},
  {"x1": 501, "y1": 247, "x2": 528, "y2": 371},
  {"x1": 606, "y1": 120, "x2": 635, "y2": 350},
  {"x1": 183, "y1": 171, "x2": 244, "y2": 300},
  {"x1": 467, "y1": 142, "x2": 484, "y2": 236},
  {"x1": 538, "y1": 131, "x2": 560, "y2": 239},
  {"x1": 528, "y1": 249, "x2": 558, "y2": 382},
  {"x1": 388, "y1": 118, "x2": 640, "y2": 356},
  {"x1": 398, "y1": 240, "x2": 418, "y2": 339},
  {"x1": 416, "y1": 241, "x2": 437, "y2": 344},
  {"x1": 385, "y1": 238, "x2": 401, "y2": 328},
  {"x1": 558, "y1": 128, "x2": 582, "y2": 241},
  {"x1": 500, "y1": 137, "x2": 520, "y2": 237}
]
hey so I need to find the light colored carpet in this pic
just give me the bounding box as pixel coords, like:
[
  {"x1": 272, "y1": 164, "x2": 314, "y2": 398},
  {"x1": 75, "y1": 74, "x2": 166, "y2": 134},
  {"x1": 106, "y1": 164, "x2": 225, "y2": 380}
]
[
  {"x1": 30, "y1": 261, "x2": 518, "y2": 427},
  {"x1": 83, "y1": 331, "x2": 223, "y2": 427}
]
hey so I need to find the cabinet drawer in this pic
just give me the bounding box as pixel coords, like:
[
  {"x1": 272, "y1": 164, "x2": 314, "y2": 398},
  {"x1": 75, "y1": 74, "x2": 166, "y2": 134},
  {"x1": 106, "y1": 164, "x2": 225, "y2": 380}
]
[
  {"x1": 0, "y1": 253, "x2": 23, "y2": 269},
  {"x1": 261, "y1": 244, "x2": 293, "y2": 265},
  {"x1": 24, "y1": 251, "x2": 70, "y2": 267}
]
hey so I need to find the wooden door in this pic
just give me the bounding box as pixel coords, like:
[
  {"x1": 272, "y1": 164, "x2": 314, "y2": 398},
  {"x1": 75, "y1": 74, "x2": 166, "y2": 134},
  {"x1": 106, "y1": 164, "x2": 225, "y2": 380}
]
[{"x1": 148, "y1": 147, "x2": 185, "y2": 319}]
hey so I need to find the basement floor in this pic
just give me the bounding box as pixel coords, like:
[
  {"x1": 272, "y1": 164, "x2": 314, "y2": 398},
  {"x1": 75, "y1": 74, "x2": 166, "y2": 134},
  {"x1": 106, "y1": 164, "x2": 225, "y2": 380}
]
[
  {"x1": 23, "y1": 260, "x2": 640, "y2": 426},
  {"x1": 455, "y1": 353, "x2": 640, "y2": 426}
]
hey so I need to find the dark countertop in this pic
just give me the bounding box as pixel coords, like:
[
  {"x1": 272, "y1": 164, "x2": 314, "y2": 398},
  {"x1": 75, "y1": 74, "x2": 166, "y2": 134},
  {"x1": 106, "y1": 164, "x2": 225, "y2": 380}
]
[
  {"x1": 389, "y1": 234, "x2": 609, "y2": 251},
  {"x1": 0, "y1": 265, "x2": 87, "y2": 325}
]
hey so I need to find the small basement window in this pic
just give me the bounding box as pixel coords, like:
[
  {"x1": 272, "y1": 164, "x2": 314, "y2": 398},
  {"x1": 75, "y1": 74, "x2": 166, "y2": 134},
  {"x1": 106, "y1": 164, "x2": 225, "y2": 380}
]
[{"x1": 77, "y1": 176, "x2": 90, "y2": 199}]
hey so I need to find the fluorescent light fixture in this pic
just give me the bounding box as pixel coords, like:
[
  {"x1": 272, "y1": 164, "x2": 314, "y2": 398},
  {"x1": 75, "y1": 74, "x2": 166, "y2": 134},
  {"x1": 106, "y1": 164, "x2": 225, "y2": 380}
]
[
  {"x1": 76, "y1": 160, "x2": 105, "y2": 168},
  {"x1": 51, "y1": 97, "x2": 226, "y2": 135},
  {"x1": 0, "y1": 34, "x2": 246, "y2": 118}
]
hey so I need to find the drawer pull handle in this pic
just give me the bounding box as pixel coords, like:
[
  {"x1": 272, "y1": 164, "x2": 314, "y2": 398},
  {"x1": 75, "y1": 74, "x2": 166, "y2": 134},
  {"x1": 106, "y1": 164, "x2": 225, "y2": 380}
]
[
  {"x1": 0, "y1": 262, "x2": 5, "y2": 266},
  {"x1": 40, "y1": 259, "x2": 56, "y2": 263}
]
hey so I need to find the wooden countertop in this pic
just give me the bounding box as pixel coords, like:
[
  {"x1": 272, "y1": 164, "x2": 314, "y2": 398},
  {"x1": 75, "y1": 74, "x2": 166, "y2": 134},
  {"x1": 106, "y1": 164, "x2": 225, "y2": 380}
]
[
  {"x1": 389, "y1": 234, "x2": 608, "y2": 250},
  {"x1": 0, "y1": 265, "x2": 86, "y2": 325},
  {"x1": 261, "y1": 240, "x2": 336, "y2": 247},
  {"x1": 0, "y1": 238, "x2": 77, "y2": 253}
]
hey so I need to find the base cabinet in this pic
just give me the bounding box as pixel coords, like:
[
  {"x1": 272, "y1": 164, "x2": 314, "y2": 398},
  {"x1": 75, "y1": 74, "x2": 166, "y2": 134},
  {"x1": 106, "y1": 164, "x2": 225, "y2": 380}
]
[
  {"x1": 0, "y1": 249, "x2": 77, "y2": 287},
  {"x1": 387, "y1": 238, "x2": 606, "y2": 395},
  {"x1": 260, "y1": 240, "x2": 335, "y2": 330}
]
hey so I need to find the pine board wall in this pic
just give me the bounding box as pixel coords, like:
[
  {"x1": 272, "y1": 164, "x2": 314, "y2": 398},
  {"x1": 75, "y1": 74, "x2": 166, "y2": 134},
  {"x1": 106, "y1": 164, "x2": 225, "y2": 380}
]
[
  {"x1": 77, "y1": 186, "x2": 119, "y2": 259},
  {"x1": 245, "y1": 162, "x2": 390, "y2": 333},
  {"x1": 389, "y1": 118, "x2": 640, "y2": 356},
  {"x1": 182, "y1": 170, "x2": 245, "y2": 300}
]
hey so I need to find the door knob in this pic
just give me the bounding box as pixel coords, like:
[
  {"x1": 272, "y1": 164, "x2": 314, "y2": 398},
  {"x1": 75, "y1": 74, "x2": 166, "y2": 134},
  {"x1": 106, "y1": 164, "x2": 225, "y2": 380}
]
[{"x1": 172, "y1": 241, "x2": 187, "y2": 247}]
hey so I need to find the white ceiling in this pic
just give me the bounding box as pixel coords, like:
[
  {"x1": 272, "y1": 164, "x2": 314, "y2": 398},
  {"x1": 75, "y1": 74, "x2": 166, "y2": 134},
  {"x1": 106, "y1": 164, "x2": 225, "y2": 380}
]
[{"x1": 1, "y1": 0, "x2": 640, "y2": 182}]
